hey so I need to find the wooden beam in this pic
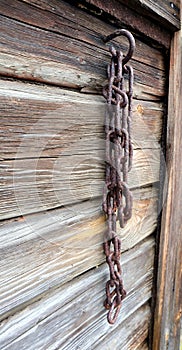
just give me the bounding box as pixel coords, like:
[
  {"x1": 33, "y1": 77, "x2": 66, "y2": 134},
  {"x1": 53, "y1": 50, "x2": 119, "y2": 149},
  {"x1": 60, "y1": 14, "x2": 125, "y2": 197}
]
[{"x1": 152, "y1": 5, "x2": 182, "y2": 349}]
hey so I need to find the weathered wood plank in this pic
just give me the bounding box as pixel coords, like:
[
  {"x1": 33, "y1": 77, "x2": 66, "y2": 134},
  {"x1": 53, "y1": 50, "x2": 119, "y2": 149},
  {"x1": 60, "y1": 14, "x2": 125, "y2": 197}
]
[
  {"x1": 0, "y1": 148, "x2": 160, "y2": 219},
  {"x1": 152, "y1": 7, "x2": 182, "y2": 350},
  {"x1": 0, "y1": 187, "x2": 157, "y2": 320},
  {"x1": 0, "y1": 80, "x2": 163, "y2": 160},
  {"x1": 117, "y1": 0, "x2": 180, "y2": 31},
  {"x1": 0, "y1": 187, "x2": 157, "y2": 249},
  {"x1": 0, "y1": 1, "x2": 168, "y2": 348},
  {"x1": 0, "y1": 1, "x2": 166, "y2": 99},
  {"x1": 0, "y1": 238, "x2": 154, "y2": 349},
  {"x1": 0, "y1": 80, "x2": 162, "y2": 219},
  {"x1": 140, "y1": 342, "x2": 149, "y2": 350},
  {"x1": 94, "y1": 306, "x2": 150, "y2": 350},
  {"x1": 0, "y1": 0, "x2": 166, "y2": 71},
  {"x1": 75, "y1": 0, "x2": 171, "y2": 48},
  {"x1": 19, "y1": 0, "x2": 171, "y2": 48}
]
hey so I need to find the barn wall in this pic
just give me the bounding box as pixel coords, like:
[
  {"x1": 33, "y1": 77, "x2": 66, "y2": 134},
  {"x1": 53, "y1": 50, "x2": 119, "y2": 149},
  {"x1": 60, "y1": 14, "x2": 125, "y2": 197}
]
[{"x1": 0, "y1": 0, "x2": 179, "y2": 349}]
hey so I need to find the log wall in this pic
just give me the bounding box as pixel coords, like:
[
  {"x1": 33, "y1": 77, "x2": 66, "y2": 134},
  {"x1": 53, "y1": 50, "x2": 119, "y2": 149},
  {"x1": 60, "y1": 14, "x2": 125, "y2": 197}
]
[{"x1": 0, "y1": 0, "x2": 179, "y2": 349}]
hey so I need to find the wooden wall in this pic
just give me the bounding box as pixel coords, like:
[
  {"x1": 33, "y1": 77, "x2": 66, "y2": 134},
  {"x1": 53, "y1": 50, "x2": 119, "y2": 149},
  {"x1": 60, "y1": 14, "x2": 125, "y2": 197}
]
[{"x1": 0, "y1": 0, "x2": 179, "y2": 349}]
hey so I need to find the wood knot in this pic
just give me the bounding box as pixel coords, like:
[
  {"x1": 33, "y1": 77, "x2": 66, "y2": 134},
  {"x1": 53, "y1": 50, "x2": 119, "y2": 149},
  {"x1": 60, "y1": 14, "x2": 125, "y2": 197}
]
[{"x1": 136, "y1": 104, "x2": 144, "y2": 115}]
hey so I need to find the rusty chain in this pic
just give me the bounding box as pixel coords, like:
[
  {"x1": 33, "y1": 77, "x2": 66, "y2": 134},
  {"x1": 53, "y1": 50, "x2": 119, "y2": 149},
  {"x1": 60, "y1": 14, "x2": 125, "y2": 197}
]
[{"x1": 102, "y1": 29, "x2": 135, "y2": 324}]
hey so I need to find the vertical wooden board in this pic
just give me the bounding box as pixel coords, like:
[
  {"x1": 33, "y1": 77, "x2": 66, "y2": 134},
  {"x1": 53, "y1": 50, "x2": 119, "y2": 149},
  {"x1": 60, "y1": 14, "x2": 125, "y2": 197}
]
[{"x1": 152, "y1": 6, "x2": 182, "y2": 350}]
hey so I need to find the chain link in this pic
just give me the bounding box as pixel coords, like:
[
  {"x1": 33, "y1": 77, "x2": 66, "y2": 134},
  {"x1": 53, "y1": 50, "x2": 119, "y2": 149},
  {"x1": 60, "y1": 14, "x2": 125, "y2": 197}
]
[{"x1": 102, "y1": 29, "x2": 135, "y2": 324}]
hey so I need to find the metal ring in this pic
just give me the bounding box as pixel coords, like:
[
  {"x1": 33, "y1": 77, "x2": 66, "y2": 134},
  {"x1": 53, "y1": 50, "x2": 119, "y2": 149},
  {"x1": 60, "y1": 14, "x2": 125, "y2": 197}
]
[
  {"x1": 107, "y1": 299, "x2": 122, "y2": 324},
  {"x1": 103, "y1": 29, "x2": 135, "y2": 65}
]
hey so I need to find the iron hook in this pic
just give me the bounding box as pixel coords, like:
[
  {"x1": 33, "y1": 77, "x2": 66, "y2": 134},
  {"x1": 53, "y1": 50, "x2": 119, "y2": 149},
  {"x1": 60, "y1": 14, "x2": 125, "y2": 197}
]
[{"x1": 103, "y1": 29, "x2": 135, "y2": 65}]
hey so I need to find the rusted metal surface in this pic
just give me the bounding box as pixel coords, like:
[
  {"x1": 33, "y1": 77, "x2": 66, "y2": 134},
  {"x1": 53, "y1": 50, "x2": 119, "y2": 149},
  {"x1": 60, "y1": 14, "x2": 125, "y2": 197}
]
[
  {"x1": 80, "y1": 0, "x2": 171, "y2": 49},
  {"x1": 102, "y1": 29, "x2": 135, "y2": 324}
]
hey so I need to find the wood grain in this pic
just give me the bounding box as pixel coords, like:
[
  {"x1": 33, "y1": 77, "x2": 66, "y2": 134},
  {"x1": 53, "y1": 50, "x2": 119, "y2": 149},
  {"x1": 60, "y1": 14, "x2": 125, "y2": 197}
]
[
  {"x1": 0, "y1": 80, "x2": 162, "y2": 219},
  {"x1": 0, "y1": 1, "x2": 166, "y2": 99},
  {"x1": 0, "y1": 238, "x2": 154, "y2": 349},
  {"x1": 0, "y1": 186, "x2": 157, "y2": 320},
  {"x1": 0, "y1": 80, "x2": 163, "y2": 160},
  {"x1": 140, "y1": 342, "x2": 149, "y2": 350},
  {"x1": 77, "y1": 0, "x2": 171, "y2": 48},
  {"x1": 1, "y1": 149, "x2": 160, "y2": 218},
  {"x1": 89, "y1": 305, "x2": 150, "y2": 350},
  {"x1": 0, "y1": 2, "x2": 169, "y2": 348},
  {"x1": 117, "y1": 0, "x2": 180, "y2": 31},
  {"x1": 0, "y1": 0, "x2": 167, "y2": 71},
  {"x1": 152, "y1": 7, "x2": 182, "y2": 350}
]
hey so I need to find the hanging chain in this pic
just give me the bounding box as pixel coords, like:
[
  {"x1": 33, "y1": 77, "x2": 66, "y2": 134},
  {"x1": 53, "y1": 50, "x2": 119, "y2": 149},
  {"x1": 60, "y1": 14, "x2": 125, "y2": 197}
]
[{"x1": 102, "y1": 29, "x2": 135, "y2": 324}]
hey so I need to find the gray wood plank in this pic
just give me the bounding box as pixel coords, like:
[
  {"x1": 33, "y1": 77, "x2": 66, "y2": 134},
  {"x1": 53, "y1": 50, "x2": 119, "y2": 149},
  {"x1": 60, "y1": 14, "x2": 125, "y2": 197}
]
[
  {"x1": 1, "y1": 148, "x2": 160, "y2": 219},
  {"x1": 0, "y1": 2, "x2": 166, "y2": 99},
  {"x1": 0, "y1": 80, "x2": 163, "y2": 160},
  {"x1": 0, "y1": 238, "x2": 154, "y2": 349},
  {"x1": 71, "y1": 0, "x2": 171, "y2": 49},
  {"x1": 0, "y1": 186, "x2": 157, "y2": 320},
  {"x1": 0, "y1": 80, "x2": 162, "y2": 219},
  {"x1": 94, "y1": 305, "x2": 150, "y2": 350}
]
